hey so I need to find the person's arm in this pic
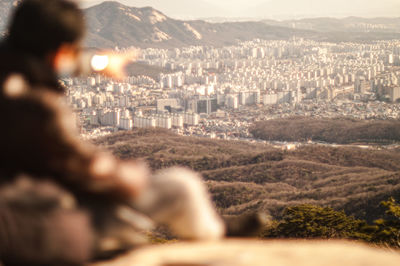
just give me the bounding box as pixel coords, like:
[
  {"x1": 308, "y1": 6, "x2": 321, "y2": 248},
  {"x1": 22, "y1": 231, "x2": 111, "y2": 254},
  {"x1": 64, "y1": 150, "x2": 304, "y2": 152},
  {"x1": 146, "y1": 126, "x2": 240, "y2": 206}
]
[{"x1": 29, "y1": 88, "x2": 149, "y2": 201}]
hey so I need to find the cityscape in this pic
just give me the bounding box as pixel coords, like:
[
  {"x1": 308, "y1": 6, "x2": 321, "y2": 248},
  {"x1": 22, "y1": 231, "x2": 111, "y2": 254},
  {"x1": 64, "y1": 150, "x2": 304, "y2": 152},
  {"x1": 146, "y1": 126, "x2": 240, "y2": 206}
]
[
  {"x1": 2, "y1": 0, "x2": 400, "y2": 264},
  {"x1": 65, "y1": 38, "x2": 400, "y2": 142}
]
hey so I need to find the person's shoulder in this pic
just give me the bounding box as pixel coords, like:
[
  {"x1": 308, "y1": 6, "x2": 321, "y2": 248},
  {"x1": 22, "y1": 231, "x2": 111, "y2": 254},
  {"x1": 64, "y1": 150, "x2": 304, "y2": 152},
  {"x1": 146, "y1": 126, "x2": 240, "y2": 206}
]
[
  {"x1": 2, "y1": 74, "x2": 62, "y2": 99},
  {"x1": 1, "y1": 73, "x2": 79, "y2": 137},
  {"x1": 0, "y1": 43, "x2": 25, "y2": 72},
  {"x1": 1, "y1": 73, "x2": 69, "y2": 120},
  {"x1": 0, "y1": 42, "x2": 64, "y2": 93}
]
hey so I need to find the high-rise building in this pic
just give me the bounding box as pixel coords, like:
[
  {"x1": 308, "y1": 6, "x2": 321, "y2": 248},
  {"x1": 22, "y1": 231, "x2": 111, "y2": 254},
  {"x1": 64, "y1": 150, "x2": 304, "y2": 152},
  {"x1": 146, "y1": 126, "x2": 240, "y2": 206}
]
[
  {"x1": 157, "y1": 98, "x2": 180, "y2": 112},
  {"x1": 195, "y1": 98, "x2": 217, "y2": 114},
  {"x1": 226, "y1": 94, "x2": 239, "y2": 109},
  {"x1": 389, "y1": 87, "x2": 400, "y2": 102},
  {"x1": 263, "y1": 94, "x2": 278, "y2": 105},
  {"x1": 120, "y1": 118, "x2": 133, "y2": 130},
  {"x1": 239, "y1": 90, "x2": 261, "y2": 105},
  {"x1": 183, "y1": 113, "x2": 199, "y2": 126}
]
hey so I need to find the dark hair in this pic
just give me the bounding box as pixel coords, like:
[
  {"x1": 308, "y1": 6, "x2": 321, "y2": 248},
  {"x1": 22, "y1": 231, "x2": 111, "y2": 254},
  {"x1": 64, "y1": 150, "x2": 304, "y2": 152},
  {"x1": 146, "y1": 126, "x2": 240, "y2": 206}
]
[{"x1": 7, "y1": 0, "x2": 85, "y2": 57}]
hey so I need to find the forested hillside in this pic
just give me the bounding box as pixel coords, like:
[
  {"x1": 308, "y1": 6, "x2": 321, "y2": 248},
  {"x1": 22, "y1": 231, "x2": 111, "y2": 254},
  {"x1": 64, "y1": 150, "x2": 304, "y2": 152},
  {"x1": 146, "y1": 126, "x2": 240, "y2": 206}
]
[
  {"x1": 251, "y1": 118, "x2": 400, "y2": 144},
  {"x1": 94, "y1": 129, "x2": 400, "y2": 223}
]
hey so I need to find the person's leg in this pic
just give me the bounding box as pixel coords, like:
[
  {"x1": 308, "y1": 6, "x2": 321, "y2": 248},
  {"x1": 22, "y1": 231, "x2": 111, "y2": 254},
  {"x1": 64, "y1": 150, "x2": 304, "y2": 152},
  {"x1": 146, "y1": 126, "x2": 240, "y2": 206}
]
[
  {"x1": 0, "y1": 177, "x2": 94, "y2": 266},
  {"x1": 132, "y1": 167, "x2": 269, "y2": 240}
]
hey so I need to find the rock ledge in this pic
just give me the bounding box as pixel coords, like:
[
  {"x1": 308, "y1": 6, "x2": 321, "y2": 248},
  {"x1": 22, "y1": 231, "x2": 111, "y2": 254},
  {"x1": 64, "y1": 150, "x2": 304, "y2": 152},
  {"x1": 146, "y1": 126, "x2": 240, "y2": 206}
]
[{"x1": 93, "y1": 239, "x2": 400, "y2": 266}]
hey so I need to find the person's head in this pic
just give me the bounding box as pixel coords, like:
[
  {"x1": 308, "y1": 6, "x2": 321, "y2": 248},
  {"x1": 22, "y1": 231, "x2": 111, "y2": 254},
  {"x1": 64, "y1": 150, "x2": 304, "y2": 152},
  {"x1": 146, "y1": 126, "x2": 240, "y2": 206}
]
[{"x1": 7, "y1": 0, "x2": 85, "y2": 75}]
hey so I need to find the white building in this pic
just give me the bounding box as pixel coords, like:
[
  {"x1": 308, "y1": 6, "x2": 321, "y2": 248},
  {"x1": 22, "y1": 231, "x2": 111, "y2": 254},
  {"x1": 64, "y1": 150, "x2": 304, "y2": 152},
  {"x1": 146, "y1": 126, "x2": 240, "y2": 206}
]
[
  {"x1": 389, "y1": 87, "x2": 400, "y2": 102},
  {"x1": 133, "y1": 116, "x2": 156, "y2": 128},
  {"x1": 100, "y1": 109, "x2": 120, "y2": 126},
  {"x1": 120, "y1": 117, "x2": 133, "y2": 130},
  {"x1": 171, "y1": 114, "x2": 184, "y2": 128},
  {"x1": 183, "y1": 112, "x2": 200, "y2": 126},
  {"x1": 226, "y1": 94, "x2": 239, "y2": 109},
  {"x1": 263, "y1": 94, "x2": 278, "y2": 105},
  {"x1": 157, "y1": 98, "x2": 180, "y2": 111},
  {"x1": 155, "y1": 115, "x2": 172, "y2": 129},
  {"x1": 239, "y1": 90, "x2": 261, "y2": 105}
]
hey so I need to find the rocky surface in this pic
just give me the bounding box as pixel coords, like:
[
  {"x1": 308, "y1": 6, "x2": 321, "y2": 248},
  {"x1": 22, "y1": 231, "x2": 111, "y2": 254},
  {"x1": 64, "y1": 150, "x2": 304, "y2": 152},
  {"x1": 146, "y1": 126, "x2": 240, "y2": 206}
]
[{"x1": 92, "y1": 239, "x2": 400, "y2": 266}]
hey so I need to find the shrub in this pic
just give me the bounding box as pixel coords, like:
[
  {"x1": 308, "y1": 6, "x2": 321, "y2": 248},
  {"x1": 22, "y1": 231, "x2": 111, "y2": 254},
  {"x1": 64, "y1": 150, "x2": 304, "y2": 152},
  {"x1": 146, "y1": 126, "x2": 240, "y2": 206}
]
[{"x1": 263, "y1": 205, "x2": 370, "y2": 240}]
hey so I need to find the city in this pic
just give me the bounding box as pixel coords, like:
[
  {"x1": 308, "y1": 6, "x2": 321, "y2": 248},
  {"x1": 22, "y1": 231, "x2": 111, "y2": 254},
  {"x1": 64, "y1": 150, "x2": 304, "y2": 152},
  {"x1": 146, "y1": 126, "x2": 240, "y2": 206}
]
[{"x1": 65, "y1": 38, "x2": 400, "y2": 141}]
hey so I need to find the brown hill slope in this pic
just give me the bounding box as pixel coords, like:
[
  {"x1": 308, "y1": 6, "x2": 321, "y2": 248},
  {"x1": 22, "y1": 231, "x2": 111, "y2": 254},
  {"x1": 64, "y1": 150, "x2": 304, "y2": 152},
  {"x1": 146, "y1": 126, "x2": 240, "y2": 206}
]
[
  {"x1": 251, "y1": 117, "x2": 400, "y2": 144},
  {"x1": 94, "y1": 129, "x2": 400, "y2": 222}
]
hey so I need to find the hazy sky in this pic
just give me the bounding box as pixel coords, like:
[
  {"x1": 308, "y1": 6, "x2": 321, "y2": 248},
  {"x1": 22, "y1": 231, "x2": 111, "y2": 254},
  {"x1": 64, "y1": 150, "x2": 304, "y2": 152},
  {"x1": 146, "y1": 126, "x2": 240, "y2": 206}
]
[
  {"x1": 204, "y1": 0, "x2": 268, "y2": 8},
  {"x1": 79, "y1": 0, "x2": 400, "y2": 19}
]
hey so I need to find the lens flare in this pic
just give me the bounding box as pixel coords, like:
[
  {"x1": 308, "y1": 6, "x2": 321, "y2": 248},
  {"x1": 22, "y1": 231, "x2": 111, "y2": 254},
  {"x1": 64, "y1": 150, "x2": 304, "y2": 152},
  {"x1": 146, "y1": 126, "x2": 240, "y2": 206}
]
[
  {"x1": 89, "y1": 48, "x2": 141, "y2": 79},
  {"x1": 108, "y1": 54, "x2": 125, "y2": 76},
  {"x1": 91, "y1": 55, "x2": 109, "y2": 71}
]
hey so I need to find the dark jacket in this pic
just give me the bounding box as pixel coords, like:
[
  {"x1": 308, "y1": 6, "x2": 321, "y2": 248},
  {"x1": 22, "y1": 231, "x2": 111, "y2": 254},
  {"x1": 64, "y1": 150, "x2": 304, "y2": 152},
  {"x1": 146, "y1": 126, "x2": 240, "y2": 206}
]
[{"x1": 0, "y1": 42, "x2": 126, "y2": 200}]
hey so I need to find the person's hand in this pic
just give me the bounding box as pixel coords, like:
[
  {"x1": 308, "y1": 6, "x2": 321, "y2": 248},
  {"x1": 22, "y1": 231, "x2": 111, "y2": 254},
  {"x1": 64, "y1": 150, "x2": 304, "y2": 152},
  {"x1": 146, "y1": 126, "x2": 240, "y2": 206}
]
[
  {"x1": 132, "y1": 167, "x2": 225, "y2": 240},
  {"x1": 89, "y1": 153, "x2": 150, "y2": 199},
  {"x1": 115, "y1": 160, "x2": 150, "y2": 198}
]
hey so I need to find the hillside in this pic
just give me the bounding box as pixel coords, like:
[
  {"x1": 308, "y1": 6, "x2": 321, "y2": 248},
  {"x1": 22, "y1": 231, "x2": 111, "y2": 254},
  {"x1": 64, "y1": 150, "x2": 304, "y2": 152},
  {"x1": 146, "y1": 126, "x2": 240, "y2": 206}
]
[
  {"x1": 250, "y1": 117, "x2": 400, "y2": 144},
  {"x1": 83, "y1": 1, "x2": 316, "y2": 48},
  {"x1": 94, "y1": 129, "x2": 400, "y2": 222},
  {"x1": 262, "y1": 17, "x2": 400, "y2": 42},
  {"x1": 126, "y1": 61, "x2": 173, "y2": 80},
  {"x1": 264, "y1": 17, "x2": 400, "y2": 33},
  {"x1": 81, "y1": 0, "x2": 227, "y2": 19},
  {"x1": 83, "y1": 1, "x2": 400, "y2": 48}
]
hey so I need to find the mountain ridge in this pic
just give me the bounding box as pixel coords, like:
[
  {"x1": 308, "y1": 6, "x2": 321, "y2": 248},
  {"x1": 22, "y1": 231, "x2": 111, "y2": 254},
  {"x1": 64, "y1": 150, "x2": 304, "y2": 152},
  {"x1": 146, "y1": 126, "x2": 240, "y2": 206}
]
[
  {"x1": 1, "y1": 0, "x2": 400, "y2": 48},
  {"x1": 83, "y1": 1, "x2": 317, "y2": 48},
  {"x1": 81, "y1": 0, "x2": 226, "y2": 19},
  {"x1": 83, "y1": 0, "x2": 400, "y2": 19},
  {"x1": 83, "y1": 1, "x2": 400, "y2": 48},
  {"x1": 262, "y1": 16, "x2": 400, "y2": 33}
]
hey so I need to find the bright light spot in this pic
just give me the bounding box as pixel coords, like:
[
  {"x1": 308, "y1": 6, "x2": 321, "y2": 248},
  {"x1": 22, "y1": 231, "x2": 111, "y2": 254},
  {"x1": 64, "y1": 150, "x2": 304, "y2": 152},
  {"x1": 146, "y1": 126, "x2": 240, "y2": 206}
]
[
  {"x1": 91, "y1": 55, "x2": 109, "y2": 71},
  {"x1": 3, "y1": 74, "x2": 27, "y2": 98},
  {"x1": 283, "y1": 144, "x2": 297, "y2": 151}
]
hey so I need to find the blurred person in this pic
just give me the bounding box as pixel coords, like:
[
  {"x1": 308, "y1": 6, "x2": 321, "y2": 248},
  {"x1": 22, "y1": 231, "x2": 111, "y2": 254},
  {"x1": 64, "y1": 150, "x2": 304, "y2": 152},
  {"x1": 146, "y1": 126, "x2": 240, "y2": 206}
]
[{"x1": 0, "y1": 0, "x2": 224, "y2": 265}]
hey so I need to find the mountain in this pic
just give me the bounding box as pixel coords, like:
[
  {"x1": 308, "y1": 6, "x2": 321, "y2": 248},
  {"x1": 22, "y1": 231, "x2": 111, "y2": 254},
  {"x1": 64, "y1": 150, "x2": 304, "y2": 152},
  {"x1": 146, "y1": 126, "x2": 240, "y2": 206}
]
[
  {"x1": 84, "y1": 1, "x2": 210, "y2": 48},
  {"x1": 82, "y1": 0, "x2": 226, "y2": 19},
  {"x1": 1, "y1": 1, "x2": 400, "y2": 49},
  {"x1": 262, "y1": 17, "x2": 400, "y2": 34},
  {"x1": 95, "y1": 128, "x2": 400, "y2": 222},
  {"x1": 83, "y1": 1, "x2": 400, "y2": 48},
  {"x1": 83, "y1": 1, "x2": 316, "y2": 49},
  {"x1": 82, "y1": 0, "x2": 400, "y2": 19}
]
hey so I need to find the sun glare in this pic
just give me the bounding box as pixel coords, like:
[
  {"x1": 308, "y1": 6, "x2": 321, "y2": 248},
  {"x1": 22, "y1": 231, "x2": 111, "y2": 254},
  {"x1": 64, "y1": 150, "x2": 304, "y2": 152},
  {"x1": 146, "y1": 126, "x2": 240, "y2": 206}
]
[{"x1": 91, "y1": 55, "x2": 110, "y2": 71}]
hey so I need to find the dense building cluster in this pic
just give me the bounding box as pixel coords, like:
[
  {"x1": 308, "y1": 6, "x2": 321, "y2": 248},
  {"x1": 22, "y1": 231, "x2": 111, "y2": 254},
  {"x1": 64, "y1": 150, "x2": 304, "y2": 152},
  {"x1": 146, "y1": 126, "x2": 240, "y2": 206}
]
[{"x1": 65, "y1": 38, "x2": 400, "y2": 140}]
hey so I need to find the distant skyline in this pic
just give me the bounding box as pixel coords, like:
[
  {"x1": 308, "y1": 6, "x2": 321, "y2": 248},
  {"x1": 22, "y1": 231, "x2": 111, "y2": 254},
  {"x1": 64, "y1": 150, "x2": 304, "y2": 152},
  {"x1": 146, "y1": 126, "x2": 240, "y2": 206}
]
[{"x1": 79, "y1": 0, "x2": 400, "y2": 20}]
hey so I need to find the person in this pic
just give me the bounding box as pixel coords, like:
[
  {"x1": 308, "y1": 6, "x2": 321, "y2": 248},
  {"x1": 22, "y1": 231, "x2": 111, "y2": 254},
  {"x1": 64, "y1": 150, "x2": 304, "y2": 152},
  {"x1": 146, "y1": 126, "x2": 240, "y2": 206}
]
[{"x1": 0, "y1": 0, "x2": 226, "y2": 265}]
